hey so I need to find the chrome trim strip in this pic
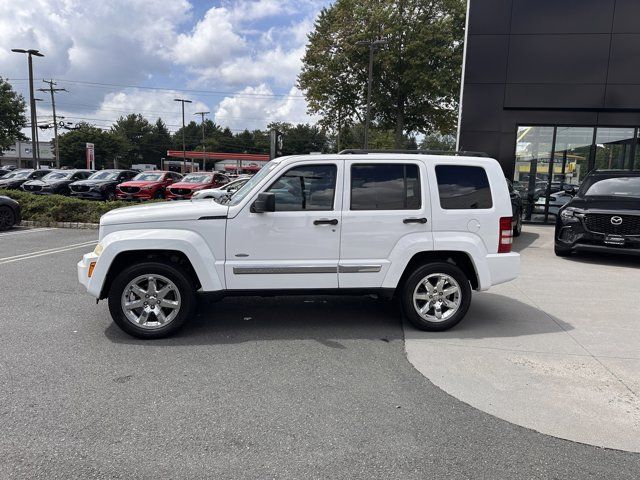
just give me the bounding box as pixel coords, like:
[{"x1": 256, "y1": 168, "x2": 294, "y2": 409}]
[
  {"x1": 233, "y1": 266, "x2": 337, "y2": 275},
  {"x1": 338, "y1": 265, "x2": 382, "y2": 273},
  {"x1": 232, "y1": 265, "x2": 383, "y2": 275}
]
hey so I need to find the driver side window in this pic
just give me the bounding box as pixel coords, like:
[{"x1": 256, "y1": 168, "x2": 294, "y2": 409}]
[{"x1": 266, "y1": 164, "x2": 337, "y2": 211}]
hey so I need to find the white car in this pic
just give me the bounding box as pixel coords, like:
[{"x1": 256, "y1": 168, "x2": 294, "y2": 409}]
[
  {"x1": 78, "y1": 152, "x2": 520, "y2": 339},
  {"x1": 190, "y1": 176, "x2": 250, "y2": 201}
]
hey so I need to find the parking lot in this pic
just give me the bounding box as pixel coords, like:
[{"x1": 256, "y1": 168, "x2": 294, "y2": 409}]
[{"x1": 1, "y1": 226, "x2": 639, "y2": 479}]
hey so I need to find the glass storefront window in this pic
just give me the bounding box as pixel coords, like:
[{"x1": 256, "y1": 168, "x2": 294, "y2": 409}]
[
  {"x1": 553, "y1": 127, "x2": 594, "y2": 187},
  {"x1": 515, "y1": 126, "x2": 554, "y2": 220},
  {"x1": 594, "y1": 127, "x2": 635, "y2": 171}
]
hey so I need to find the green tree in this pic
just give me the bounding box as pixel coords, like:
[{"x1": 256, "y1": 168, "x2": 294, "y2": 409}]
[
  {"x1": 0, "y1": 78, "x2": 28, "y2": 151},
  {"x1": 149, "y1": 118, "x2": 173, "y2": 163},
  {"x1": 57, "y1": 122, "x2": 123, "y2": 169},
  {"x1": 299, "y1": 0, "x2": 465, "y2": 148},
  {"x1": 111, "y1": 114, "x2": 156, "y2": 166},
  {"x1": 419, "y1": 132, "x2": 456, "y2": 151}
]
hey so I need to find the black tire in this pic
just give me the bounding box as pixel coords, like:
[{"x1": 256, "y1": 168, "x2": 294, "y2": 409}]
[
  {"x1": 108, "y1": 261, "x2": 197, "y2": 339},
  {"x1": 400, "y1": 262, "x2": 472, "y2": 332},
  {"x1": 153, "y1": 190, "x2": 164, "y2": 200},
  {"x1": 554, "y1": 245, "x2": 572, "y2": 257},
  {"x1": 513, "y1": 209, "x2": 523, "y2": 237},
  {"x1": 105, "y1": 191, "x2": 116, "y2": 202},
  {"x1": 0, "y1": 206, "x2": 15, "y2": 231}
]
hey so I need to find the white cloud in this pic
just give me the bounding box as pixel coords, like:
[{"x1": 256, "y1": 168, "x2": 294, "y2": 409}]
[
  {"x1": 171, "y1": 7, "x2": 245, "y2": 66},
  {"x1": 214, "y1": 84, "x2": 317, "y2": 131}
]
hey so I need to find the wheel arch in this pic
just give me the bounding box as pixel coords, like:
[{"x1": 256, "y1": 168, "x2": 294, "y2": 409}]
[
  {"x1": 99, "y1": 249, "x2": 201, "y2": 299},
  {"x1": 395, "y1": 250, "x2": 480, "y2": 292}
]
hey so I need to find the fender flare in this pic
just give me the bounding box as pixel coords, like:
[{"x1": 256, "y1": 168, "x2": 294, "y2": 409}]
[{"x1": 86, "y1": 229, "x2": 223, "y2": 298}]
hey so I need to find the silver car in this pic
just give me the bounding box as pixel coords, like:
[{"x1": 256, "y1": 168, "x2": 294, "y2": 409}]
[{"x1": 190, "y1": 176, "x2": 250, "y2": 202}]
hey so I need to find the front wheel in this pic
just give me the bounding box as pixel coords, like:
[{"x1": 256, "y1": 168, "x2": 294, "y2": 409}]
[
  {"x1": 400, "y1": 262, "x2": 472, "y2": 331},
  {"x1": 0, "y1": 206, "x2": 15, "y2": 231},
  {"x1": 513, "y1": 209, "x2": 523, "y2": 237},
  {"x1": 108, "y1": 262, "x2": 197, "y2": 339}
]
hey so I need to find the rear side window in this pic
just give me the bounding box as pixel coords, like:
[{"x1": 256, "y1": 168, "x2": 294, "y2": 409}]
[
  {"x1": 351, "y1": 164, "x2": 421, "y2": 210},
  {"x1": 435, "y1": 165, "x2": 493, "y2": 209}
]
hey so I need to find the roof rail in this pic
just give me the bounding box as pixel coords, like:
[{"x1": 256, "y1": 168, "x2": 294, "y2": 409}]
[{"x1": 337, "y1": 149, "x2": 489, "y2": 157}]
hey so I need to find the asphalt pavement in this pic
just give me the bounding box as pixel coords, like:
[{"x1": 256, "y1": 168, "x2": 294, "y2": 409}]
[{"x1": 1, "y1": 227, "x2": 639, "y2": 479}]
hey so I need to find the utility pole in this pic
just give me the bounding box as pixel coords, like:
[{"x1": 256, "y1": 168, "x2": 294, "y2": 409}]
[
  {"x1": 174, "y1": 98, "x2": 192, "y2": 173},
  {"x1": 39, "y1": 79, "x2": 67, "y2": 168},
  {"x1": 11, "y1": 48, "x2": 44, "y2": 167},
  {"x1": 355, "y1": 39, "x2": 388, "y2": 149},
  {"x1": 34, "y1": 97, "x2": 44, "y2": 166},
  {"x1": 194, "y1": 111, "x2": 210, "y2": 171}
]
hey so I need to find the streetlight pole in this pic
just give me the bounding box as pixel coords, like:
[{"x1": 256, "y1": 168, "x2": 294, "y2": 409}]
[
  {"x1": 11, "y1": 48, "x2": 44, "y2": 167},
  {"x1": 194, "y1": 111, "x2": 210, "y2": 171},
  {"x1": 174, "y1": 98, "x2": 192, "y2": 172},
  {"x1": 355, "y1": 39, "x2": 387, "y2": 149},
  {"x1": 39, "y1": 79, "x2": 67, "y2": 169}
]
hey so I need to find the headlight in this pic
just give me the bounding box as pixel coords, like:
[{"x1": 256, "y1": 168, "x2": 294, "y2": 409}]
[
  {"x1": 93, "y1": 243, "x2": 104, "y2": 256},
  {"x1": 560, "y1": 208, "x2": 575, "y2": 219}
]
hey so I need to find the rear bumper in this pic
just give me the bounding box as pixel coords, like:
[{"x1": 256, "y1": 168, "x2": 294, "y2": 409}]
[{"x1": 483, "y1": 252, "x2": 520, "y2": 289}]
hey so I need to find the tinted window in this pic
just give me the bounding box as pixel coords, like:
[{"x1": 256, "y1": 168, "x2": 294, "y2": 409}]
[
  {"x1": 435, "y1": 165, "x2": 493, "y2": 209},
  {"x1": 350, "y1": 164, "x2": 421, "y2": 210},
  {"x1": 267, "y1": 164, "x2": 336, "y2": 211}
]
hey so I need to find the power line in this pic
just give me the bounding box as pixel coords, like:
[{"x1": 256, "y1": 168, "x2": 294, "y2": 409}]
[{"x1": 38, "y1": 79, "x2": 67, "y2": 168}]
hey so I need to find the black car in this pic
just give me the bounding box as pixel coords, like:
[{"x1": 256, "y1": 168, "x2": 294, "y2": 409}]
[
  {"x1": 69, "y1": 169, "x2": 138, "y2": 201},
  {"x1": 0, "y1": 169, "x2": 50, "y2": 190},
  {"x1": 0, "y1": 167, "x2": 16, "y2": 178},
  {"x1": 555, "y1": 170, "x2": 640, "y2": 256},
  {"x1": 0, "y1": 195, "x2": 21, "y2": 230},
  {"x1": 507, "y1": 179, "x2": 523, "y2": 237},
  {"x1": 22, "y1": 169, "x2": 94, "y2": 196}
]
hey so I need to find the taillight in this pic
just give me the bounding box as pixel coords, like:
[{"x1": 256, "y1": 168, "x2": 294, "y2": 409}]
[{"x1": 498, "y1": 217, "x2": 513, "y2": 253}]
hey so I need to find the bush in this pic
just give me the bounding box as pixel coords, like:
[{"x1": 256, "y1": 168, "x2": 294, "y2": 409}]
[{"x1": 0, "y1": 189, "x2": 156, "y2": 224}]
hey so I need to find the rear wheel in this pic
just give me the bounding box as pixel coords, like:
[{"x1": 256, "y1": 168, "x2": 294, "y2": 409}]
[
  {"x1": 0, "y1": 206, "x2": 15, "y2": 231},
  {"x1": 400, "y1": 262, "x2": 472, "y2": 331},
  {"x1": 513, "y1": 209, "x2": 523, "y2": 237},
  {"x1": 108, "y1": 262, "x2": 197, "y2": 339}
]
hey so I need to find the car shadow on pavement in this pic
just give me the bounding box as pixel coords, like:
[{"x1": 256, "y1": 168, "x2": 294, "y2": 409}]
[
  {"x1": 560, "y1": 251, "x2": 640, "y2": 268},
  {"x1": 104, "y1": 295, "x2": 405, "y2": 346},
  {"x1": 413, "y1": 291, "x2": 574, "y2": 341},
  {"x1": 512, "y1": 230, "x2": 540, "y2": 252},
  {"x1": 104, "y1": 291, "x2": 572, "y2": 345}
]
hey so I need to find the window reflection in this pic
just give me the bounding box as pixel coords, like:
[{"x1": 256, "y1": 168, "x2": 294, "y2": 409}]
[{"x1": 594, "y1": 127, "x2": 635, "y2": 171}]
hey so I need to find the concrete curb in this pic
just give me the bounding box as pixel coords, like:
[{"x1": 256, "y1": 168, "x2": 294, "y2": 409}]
[{"x1": 20, "y1": 220, "x2": 99, "y2": 230}]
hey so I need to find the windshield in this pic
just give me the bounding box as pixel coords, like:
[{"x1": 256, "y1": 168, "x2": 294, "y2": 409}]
[
  {"x1": 42, "y1": 171, "x2": 71, "y2": 181},
  {"x1": 7, "y1": 171, "x2": 31, "y2": 179},
  {"x1": 133, "y1": 173, "x2": 163, "y2": 182},
  {"x1": 582, "y1": 176, "x2": 640, "y2": 198},
  {"x1": 88, "y1": 171, "x2": 119, "y2": 181},
  {"x1": 182, "y1": 173, "x2": 213, "y2": 183},
  {"x1": 227, "y1": 162, "x2": 278, "y2": 206}
]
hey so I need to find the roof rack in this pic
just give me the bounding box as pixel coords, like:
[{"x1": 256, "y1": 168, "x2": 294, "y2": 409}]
[{"x1": 337, "y1": 149, "x2": 488, "y2": 157}]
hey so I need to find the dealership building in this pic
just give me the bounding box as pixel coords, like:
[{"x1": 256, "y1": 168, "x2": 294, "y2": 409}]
[{"x1": 458, "y1": 0, "x2": 640, "y2": 220}]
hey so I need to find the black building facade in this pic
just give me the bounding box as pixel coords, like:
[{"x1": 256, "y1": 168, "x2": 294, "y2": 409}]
[{"x1": 458, "y1": 0, "x2": 640, "y2": 220}]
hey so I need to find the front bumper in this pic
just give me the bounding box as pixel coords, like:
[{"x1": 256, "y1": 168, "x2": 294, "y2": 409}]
[
  {"x1": 556, "y1": 219, "x2": 640, "y2": 255},
  {"x1": 117, "y1": 191, "x2": 155, "y2": 200},
  {"x1": 77, "y1": 252, "x2": 101, "y2": 297},
  {"x1": 71, "y1": 190, "x2": 106, "y2": 200}
]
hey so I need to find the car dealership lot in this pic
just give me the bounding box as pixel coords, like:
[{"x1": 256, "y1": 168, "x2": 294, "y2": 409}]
[{"x1": 1, "y1": 227, "x2": 639, "y2": 479}]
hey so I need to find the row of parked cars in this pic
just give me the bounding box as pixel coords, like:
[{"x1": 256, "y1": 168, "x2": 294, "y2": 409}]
[{"x1": 0, "y1": 167, "x2": 251, "y2": 202}]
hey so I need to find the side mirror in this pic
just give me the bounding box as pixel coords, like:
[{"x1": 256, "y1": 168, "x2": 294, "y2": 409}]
[{"x1": 251, "y1": 192, "x2": 275, "y2": 213}]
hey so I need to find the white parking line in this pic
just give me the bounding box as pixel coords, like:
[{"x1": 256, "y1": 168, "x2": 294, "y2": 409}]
[
  {"x1": 0, "y1": 228, "x2": 55, "y2": 237},
  {"x1": 0, "y1": 240, "x2": 97, "y2": 265}
]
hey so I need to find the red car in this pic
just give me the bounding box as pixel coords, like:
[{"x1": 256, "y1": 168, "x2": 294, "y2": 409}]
[
  {"x1": 116, "y1": 171, "x2": 183, "y2": 200},
  {"x1": 165, "y1": 172, "x2": 230, "y2": 200}
]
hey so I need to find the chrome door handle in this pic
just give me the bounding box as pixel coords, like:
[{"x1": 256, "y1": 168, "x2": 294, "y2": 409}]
[
  {"x1": 403, "y1": 217, "x2": 427, "y2": 224},
  {"x1": 314, "y1": 218, "x2": 339, "y2": 226}
]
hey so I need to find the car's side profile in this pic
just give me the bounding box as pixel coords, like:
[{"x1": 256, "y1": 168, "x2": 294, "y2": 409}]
[{"x1": 78, "y1": 152, "x2": 520, "y2": 339}]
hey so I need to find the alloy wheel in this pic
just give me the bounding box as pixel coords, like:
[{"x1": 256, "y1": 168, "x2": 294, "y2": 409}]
[
  {"x1": 412, "y1": 273, "x2": 462, "y2": 322},
  {"x1": 121, "y1": 274, "x2": 182, "y2": 329}
]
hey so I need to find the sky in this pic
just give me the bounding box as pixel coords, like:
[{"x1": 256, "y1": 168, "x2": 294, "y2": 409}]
[{"x1": 1, "y1": 0, "x2": 332, "y2": 142}]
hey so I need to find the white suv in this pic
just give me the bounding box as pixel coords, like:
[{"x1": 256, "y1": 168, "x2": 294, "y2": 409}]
[{"x1": 78, "y1": 152, "x2": 520, "y2": 339}]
